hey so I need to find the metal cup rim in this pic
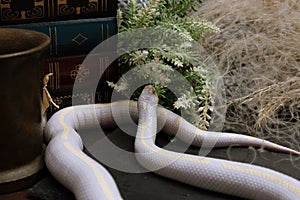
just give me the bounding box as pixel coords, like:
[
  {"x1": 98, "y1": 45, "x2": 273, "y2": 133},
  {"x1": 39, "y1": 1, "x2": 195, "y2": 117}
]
[{"x1": 0, "y1": 28, "x2": 50, "y2": 59}]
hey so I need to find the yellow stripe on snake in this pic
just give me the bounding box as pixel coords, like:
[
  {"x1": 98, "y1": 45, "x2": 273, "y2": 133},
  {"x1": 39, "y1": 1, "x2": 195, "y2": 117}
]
[{"x1": 44, "y1": 85, "x2": 300, "y2": 200}]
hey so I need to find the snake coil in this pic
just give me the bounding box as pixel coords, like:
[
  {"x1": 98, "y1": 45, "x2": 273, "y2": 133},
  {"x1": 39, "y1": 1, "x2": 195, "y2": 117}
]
[{"x1": 44, "y1": 86, "x2": 300, "y2": 200}]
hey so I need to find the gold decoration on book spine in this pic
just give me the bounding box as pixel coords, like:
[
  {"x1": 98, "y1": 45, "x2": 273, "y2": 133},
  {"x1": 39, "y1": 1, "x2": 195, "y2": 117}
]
[
  {"x1": 1, "y1": 0, "x2": 45, "y2": 21},
  {"x1": 82, "y1": 0, "x2": 98, "y2": 14},
  {"x1": 27, "y1": 6, "x2": 44, "y2": 18},
  {"x1": 57, "y1": 0, "x2": 99, "y2": 16},
  {"x1": 58, "y1": 2, "x2": 75, "y2": 16},
  {"x1": 70, "y1": 64, "x2": 90, "y2": 83},
  {"x1": 72, "y1": 33, "x2": 89, "y2": 45},
  {"x1": 53, "y1": 93, "x2": 94, "y2": 107}
]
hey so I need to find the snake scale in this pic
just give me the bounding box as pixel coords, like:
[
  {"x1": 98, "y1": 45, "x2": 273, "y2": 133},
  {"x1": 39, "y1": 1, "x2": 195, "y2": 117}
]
[{"x1": 44, "y1": 85, "x2": 300, "y2": 200}]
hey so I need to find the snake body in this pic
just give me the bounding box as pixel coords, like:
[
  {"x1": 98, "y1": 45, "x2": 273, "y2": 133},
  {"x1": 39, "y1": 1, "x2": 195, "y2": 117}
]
[
  {"x1": 135, "y1": 86, "x2": 300, "y2": 200},
  {"x1": 44, "y1": 86, "x2": 300, "y2": 200}
]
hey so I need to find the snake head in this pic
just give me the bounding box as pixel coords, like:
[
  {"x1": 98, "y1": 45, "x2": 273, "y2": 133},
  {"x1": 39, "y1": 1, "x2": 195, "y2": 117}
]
[{"x1": 138, "y1": 85, "x2": 159, "y2": 106}]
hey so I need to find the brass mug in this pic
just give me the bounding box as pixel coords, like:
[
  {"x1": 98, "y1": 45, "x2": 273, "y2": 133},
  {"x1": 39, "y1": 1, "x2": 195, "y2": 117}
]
[{"x1": 0, "y1": 28, "x2": 50, "y2": 193}]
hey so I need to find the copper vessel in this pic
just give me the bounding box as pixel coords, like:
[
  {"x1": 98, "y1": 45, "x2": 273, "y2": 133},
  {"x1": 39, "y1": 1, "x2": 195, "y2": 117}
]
[{"x1": 0, "y1": 28, "x2": 50, "y2": 194}]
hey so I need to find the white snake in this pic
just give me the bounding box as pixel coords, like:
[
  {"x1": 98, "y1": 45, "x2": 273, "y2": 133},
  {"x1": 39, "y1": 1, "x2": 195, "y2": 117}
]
[{"x1": 44, "y1": 85, "x2": 300, "y2": 200}]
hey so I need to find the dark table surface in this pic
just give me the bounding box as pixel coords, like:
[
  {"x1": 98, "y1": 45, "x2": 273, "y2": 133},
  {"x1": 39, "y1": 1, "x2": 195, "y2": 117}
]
[{"x1": 1, "y1": 126, "x2": 300, "y2": 200}]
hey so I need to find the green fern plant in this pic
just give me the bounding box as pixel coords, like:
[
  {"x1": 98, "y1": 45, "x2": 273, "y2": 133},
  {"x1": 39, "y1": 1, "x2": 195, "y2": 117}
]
[{"x1": 109, "y1": 0, "x2": 219, "y2": 130}]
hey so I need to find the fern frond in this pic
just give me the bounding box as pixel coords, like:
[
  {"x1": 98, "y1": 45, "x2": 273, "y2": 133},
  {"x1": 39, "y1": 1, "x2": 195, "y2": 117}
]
[{"x1": 114, "y1": 0, "x2": 219, "y2": 130}]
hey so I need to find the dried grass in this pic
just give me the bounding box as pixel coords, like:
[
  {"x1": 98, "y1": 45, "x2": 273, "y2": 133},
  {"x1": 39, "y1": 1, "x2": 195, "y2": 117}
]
[{"x1": 193, "y1": 0, "x2": 300, "y2": 150}]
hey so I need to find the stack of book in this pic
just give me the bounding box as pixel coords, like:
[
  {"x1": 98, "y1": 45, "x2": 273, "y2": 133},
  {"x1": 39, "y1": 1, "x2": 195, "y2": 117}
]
[{"x1": 1, "y1": 0, "x2": 118, "y2": 117}]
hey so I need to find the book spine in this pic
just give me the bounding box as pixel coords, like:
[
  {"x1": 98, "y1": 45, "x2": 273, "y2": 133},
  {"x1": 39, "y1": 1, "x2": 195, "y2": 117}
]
[
  {"x1": 5, "y1": 17, "x2": 117, "y2": 57},
  {"x1": 45, "y1": 53, "x2": 117, "y2": 91},
  {"x1": 0, "y1": 0, "x2": 117, "y2": 25},
  {"x1": 44, "y1": 53, "x2": 117, "y2": 117},
  {"x1": 46, "y1": 89, "x2": 112, "y2": 117}
]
